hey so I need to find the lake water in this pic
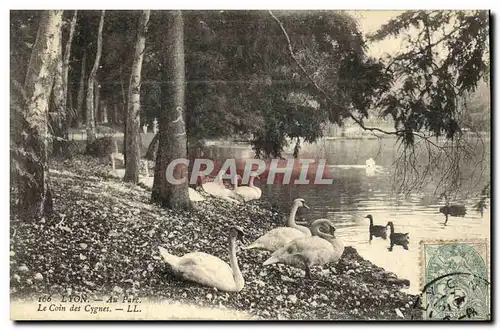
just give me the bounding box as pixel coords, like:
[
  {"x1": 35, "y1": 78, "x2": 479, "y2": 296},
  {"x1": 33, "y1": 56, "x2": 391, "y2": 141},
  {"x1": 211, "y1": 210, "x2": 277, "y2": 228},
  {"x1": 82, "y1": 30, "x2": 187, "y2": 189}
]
[{"x1": 202, "y1": 137, "x2": 491, "y2": 294}]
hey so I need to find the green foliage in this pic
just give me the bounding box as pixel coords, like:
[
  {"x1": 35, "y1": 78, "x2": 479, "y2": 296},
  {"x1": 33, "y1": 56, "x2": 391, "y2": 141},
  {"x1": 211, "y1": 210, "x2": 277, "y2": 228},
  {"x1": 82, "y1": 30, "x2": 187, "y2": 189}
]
[
  {"x1": 179, "y1": 10, "x2": 388, "y2": 157},
  {"x1": 369, "y1": 10, "x2": 489, "y2": 144}
]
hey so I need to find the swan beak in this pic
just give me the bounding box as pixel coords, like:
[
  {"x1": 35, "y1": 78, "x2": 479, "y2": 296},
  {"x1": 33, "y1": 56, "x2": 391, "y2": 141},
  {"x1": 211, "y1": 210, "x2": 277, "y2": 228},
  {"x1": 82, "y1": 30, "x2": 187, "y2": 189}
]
[{"x1": 303, "y1": 203, "x2": 310, "y2": 210}]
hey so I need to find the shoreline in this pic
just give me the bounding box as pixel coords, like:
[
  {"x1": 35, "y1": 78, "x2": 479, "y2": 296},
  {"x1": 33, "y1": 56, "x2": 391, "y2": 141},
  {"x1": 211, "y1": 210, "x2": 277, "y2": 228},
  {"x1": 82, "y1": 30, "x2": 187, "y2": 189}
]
[{"x1": 10, "y1": 155, "x2": 421, "y2": 320}]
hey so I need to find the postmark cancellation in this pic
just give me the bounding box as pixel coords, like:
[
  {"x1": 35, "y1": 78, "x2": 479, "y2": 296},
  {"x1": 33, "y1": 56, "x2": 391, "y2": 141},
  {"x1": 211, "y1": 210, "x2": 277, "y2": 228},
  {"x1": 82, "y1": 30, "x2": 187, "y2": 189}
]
[{"x1": 420, "y1": 240, "x2": 490, "y2": 320}]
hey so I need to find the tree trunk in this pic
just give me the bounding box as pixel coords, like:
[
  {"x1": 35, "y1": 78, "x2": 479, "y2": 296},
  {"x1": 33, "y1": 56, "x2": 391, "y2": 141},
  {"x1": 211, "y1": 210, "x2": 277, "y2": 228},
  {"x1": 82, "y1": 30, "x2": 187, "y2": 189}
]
[
  {"x1": 120, "y1": 64, "x2": 127, "y2": 122},
  {"x1": 124, "y1": 10, "x2": 150, "y2": 183},
  {"x1": 68, "y1": 87, "x2": 73, "y2": 119},
  {"x1": 53, "y1": 10, "x2": 77, "y2": 158},
  {"x1": 152, "y1": 10, "x2": 191, "y2": 209},
  {"x1": 86, "y1": 10, "x2": 104, "y2": 146},
  {"x1": 101, "y1": 101, "x2": 108, "y2": 123},
  {"x1": 76, "y1": 50, "x2": 86, "y2": 127},
  {"x1": 17, "y1": 10, "x2": 63, "y2": 218},
  {"x1": 51, "y1": 36, "x2": 67, "y2": 157},
  {"x1": 113, "y1": 103, "x2": 119, "y2": 124},
  {"x1": 145, "y1": 132, "x2": 158, "y2": 161},
  {"x1": 94, "y1": 78, "x2": 100, "y2": 124},
  {"x1": 63, "y1": 10, "x2": 77, "y2": 113}
]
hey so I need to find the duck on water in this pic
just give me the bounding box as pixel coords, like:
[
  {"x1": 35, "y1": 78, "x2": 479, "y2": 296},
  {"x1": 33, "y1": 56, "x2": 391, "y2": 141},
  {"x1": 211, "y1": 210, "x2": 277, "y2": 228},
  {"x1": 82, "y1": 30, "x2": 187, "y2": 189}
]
[
  {"x1": 365, "y1": 214, "x2": 387, "y2": 242},
  {"x1": 439, "y1": 204, "x2": 467, "y2": 225},
  {"x1": 386, "y1": 221, "x2": 409, "y2": 252}
]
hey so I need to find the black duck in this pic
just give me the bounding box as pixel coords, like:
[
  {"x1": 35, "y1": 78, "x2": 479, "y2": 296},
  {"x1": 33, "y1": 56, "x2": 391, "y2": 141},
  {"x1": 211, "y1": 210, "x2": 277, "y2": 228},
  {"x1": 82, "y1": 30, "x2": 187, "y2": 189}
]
[
  {"x1": 386, "y1": 221, "x2": 409, "y2": 251},
  {"x1": 439, "y1": 204, "x2": 467, "y2": 225},
  {"x1": 365, "y1": 214, "x2": 387, "y2": 242}
]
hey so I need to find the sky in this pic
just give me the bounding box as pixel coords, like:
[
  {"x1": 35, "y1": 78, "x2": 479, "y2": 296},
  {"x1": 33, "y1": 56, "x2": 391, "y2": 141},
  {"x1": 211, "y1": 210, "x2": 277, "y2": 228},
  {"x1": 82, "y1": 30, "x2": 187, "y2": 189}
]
[{"x1": 349, "y1": 10, "x2": 406, "y2": 58}]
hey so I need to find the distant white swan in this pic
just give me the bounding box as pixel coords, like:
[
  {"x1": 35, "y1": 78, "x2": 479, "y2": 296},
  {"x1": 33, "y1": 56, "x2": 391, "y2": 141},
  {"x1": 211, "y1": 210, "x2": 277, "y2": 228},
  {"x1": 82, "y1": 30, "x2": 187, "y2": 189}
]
[
  {"x1": 139, "y1": 163, "x2": 205, "y2": 202},
  {"x1": 365, "y1": 158, "x2": 376, "y2": 177}
]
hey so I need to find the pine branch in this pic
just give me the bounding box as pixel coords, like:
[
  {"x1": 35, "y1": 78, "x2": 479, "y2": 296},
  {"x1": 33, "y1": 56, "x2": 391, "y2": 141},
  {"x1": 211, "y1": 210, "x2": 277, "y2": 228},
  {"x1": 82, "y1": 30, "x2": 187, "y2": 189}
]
[{"x1": 383, "y1": 19, "x2": 469, "y2": 74}]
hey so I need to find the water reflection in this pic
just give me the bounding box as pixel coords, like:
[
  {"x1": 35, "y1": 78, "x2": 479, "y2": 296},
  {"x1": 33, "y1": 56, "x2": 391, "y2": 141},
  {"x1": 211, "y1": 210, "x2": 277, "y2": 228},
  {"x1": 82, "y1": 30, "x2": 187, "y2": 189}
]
[{"x1": 204, "y1": 138, "x2": 490, "y2": 294}]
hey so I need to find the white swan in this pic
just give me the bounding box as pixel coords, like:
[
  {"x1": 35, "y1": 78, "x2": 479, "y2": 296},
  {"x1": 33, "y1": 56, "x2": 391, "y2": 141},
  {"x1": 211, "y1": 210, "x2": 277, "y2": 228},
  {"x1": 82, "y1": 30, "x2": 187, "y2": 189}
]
[
  {"x1": 202, "y1": 172, "x2": 241, "y2": 203},
  {"x1": 263, "y1": 219, "x2": 345, "y2": 278},
  {"x1": 244, "y1": 198, "x2": 311, "y2": 252},
  {"x1": 138, "y1": 169, "x2": 205, "y2": 202},
  {"x1": 365, "y1": 158, "x2": 376, "y2": 177},
  {"x1": 233, "y1": 174, "x2": 261, "y2": 202},
  {"x1": 158, "y1": 226, "x2": 245, "y2": 292},
  {"x1": 188, "y1": 187, "x2": 205, "y2": 202}
]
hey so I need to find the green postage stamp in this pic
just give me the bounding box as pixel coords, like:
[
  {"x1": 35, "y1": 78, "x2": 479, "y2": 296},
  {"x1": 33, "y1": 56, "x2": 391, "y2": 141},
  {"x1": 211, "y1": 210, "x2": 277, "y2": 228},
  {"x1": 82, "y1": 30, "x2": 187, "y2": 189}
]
[{"x1": 420, "y1": 240, "x2": 490, "y2": 320}]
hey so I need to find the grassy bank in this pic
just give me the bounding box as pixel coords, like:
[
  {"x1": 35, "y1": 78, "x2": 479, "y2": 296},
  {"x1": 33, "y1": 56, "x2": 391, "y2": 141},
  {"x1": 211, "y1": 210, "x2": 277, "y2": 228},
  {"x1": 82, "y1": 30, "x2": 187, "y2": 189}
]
[{"x1": 10, "y1": 155, "x2": 421, "y2": 320}]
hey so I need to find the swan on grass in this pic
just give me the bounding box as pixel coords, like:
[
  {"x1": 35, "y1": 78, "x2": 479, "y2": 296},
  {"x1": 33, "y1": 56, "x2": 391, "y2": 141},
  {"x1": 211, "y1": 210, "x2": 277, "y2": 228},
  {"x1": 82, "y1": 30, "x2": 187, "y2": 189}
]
[
  {"x1": 188, "y1": 187, "x2": 205, "y2": 202},
  {"x1": 138, "y1": 165, "x2": 205, "y2": 202},
  {"x1": 158, "y1": 226, "x2": 246, "y2": 292},
  {"x1": 232, "y1": 173, "x2": 261, "y2": 202},
  {"x1": 244, "y1": 198, "x2": 311, "y2": 252},
  {"x1": 263, "y1": 219, "x2": 345, "y2": 279},
  {"x1": 201, "y1": 172, "x2": 241, "y2": 203}
]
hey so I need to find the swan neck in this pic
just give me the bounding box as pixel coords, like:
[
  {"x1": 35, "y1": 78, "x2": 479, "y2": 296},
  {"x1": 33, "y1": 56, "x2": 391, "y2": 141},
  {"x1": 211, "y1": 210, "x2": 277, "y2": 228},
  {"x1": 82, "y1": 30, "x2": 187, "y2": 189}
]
[
  {"x1": 229, "y1": 237, "x2": 244, "y2": 291},
  {"x1": 316, "y1": 230, "x2": 335, "y2": 241},
  {"x1": 311, "y1": 223, "x2": 334, "y2": 240},
  {"x1": 249, "y1": 176, "x2": 255, "y2": 187},
  {"x1": 315, "y1": 228, "x2": 343, "y2": 250},
  {"x1": 369, "y1": 217, "x2": 373, "y2": 227},
  {"x1": 287, "y1": 204, "x2": 300, "y2": 227},
  {"x1": 388, "y1": 223, "x2": 394, "y2": 233}
]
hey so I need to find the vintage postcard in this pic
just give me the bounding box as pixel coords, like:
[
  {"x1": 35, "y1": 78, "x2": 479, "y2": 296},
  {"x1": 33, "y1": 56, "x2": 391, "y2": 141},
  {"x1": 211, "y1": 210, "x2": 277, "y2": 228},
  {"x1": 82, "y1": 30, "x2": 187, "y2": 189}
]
[{"x1": 10, "y1": 9, "x2": 491, "y2": 321}]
